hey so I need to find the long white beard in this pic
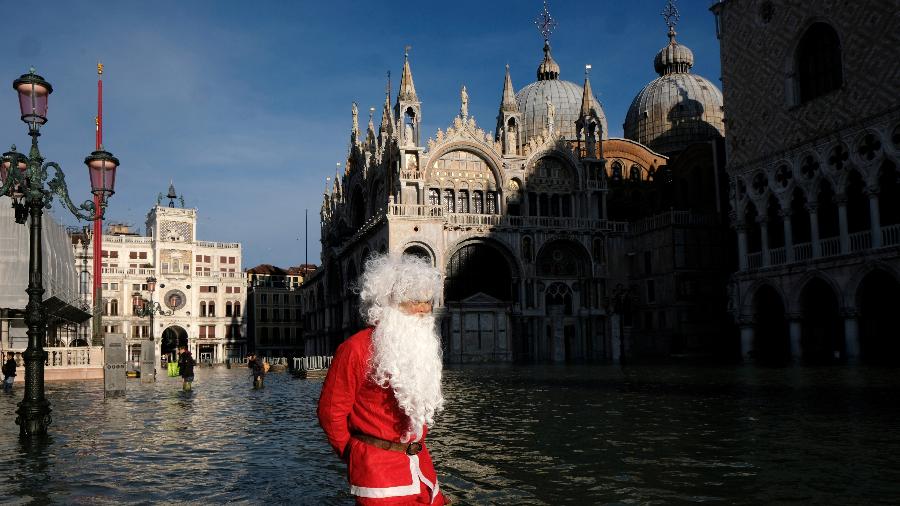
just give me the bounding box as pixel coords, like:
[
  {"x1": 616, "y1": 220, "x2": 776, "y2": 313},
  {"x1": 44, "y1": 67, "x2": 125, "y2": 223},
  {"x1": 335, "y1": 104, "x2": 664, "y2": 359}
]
[{"x1": 370, "y1": 306, "x2": 445, "y2": 442}]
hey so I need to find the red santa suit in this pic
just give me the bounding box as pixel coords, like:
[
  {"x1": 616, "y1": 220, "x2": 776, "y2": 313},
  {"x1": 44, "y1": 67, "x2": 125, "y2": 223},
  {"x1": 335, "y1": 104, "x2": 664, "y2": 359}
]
[{"x1": 318, "y1": 327, "x2": 449, "y2": 505}]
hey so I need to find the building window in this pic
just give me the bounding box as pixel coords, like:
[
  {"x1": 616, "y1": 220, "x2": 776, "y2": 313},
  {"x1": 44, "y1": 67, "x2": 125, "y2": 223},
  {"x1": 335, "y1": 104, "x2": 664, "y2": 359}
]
[
  {"x1": 200, "y1": 301, "x2": 207, "y2": 317},
  {"x1": 208, "y1": 302, "x2": 215, "y2": 317},
  {"x1": 260, "y1": 328, "x2": 269, "y2": 345},
  {"x1": 429, "y1": 189, "x2": 440, "y2": 206},
  {"x1": 226, "y1": 302, "x2": 233, "y2": 317},
  {"x1": 109, "y1": 299, "x2": 118, "y2": 316},
  {"x1": 797, "y1": 22, "x2": 843, "y2": 103},
  {"x1": 260, "y1": 308, "x2": 268, "y2": 322},
  {"x1": 487, "y1": 192, "x2": 497, "y2": 214},
  {"x1": 473, "y1": 191, "x2": 484, "y2": 213},
  {"x1": 443, "y1": 189, "x2": 455, "y2": 214},
  {"x1": 235, "y1": 302, "x2": 241, "y2": 316},
  {"x1": 457, "y1": 190, "x2": 469, "y2": 213},
  {"x1": 261, "y1": 294, "x2": 267, "y2": 304}
]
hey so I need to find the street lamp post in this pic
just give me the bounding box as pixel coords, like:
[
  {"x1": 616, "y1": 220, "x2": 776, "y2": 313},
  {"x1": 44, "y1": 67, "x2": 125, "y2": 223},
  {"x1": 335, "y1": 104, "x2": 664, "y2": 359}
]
[
  {"x1": 1, "y1": 68, "x2": 119, "y2": 436},
  {"x1": 133, "y1": 276, "x2": 172, "y2": 382},
  {"x1": 80, "y1": 225, "x2": 93, "y2": 344}
]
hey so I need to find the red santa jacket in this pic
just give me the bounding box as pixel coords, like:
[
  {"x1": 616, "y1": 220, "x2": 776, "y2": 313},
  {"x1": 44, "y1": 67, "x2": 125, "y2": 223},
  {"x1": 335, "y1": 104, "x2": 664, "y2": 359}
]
[{"x1": 318, "y1": 327, "x2": 448, "y2": 505}]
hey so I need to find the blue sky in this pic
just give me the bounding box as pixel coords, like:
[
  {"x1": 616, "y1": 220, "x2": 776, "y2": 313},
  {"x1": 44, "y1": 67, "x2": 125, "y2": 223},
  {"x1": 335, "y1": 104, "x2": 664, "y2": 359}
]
[{"x1": 0, "y1": 0, "x2": 721, "y2": 268}]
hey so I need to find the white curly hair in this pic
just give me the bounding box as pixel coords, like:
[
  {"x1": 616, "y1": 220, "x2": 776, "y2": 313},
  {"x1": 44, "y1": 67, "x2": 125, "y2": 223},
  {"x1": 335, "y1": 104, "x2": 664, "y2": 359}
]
[{"x1": 358, "y1": 252, "x2": 442, "y2": 325}]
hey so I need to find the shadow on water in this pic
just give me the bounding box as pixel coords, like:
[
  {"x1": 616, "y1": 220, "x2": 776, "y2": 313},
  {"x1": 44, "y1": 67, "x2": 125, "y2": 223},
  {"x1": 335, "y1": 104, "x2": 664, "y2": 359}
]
[{"x1": 1, "y1": 364, "x2": 899, "y2": 505}]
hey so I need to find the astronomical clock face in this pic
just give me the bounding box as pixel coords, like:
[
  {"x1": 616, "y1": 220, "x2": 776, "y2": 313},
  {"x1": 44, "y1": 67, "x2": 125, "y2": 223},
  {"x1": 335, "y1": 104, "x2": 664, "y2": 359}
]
[{"x1": 164, "y1": 289, "x2": 186, "y2": 311}]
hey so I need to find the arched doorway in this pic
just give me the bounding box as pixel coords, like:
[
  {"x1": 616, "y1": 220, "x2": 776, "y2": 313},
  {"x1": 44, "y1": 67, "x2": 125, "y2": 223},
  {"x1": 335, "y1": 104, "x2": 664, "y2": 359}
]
[
  {"x1": 161, "y1": 325, "x2": 188, "y2": 362},
  {"x1": 799, "y1": 278, "x2": 845, "y2": 363},
  {"x1": 444, "y1": 241, "x2": 516, "y2": 363},
  {"x1": 537, "y1": 240, "x2": 590, "y2": 362},
  {"x1": 857, "y1": 269, "x2": 900, "y2": 363},
  {"x1": 753, "y1": 285, "x2": 790, "y2": 364}
]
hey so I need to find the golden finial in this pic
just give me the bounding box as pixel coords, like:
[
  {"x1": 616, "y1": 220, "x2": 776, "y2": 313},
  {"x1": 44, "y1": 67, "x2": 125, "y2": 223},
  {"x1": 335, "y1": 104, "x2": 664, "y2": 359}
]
[{"x1": 97, "y1": 62, "x2": 104, "y2": 75}]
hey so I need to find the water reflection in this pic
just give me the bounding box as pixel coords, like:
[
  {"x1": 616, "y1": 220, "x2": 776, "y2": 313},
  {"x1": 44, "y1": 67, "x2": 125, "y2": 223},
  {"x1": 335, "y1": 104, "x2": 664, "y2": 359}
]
[{"x1": 1, "y1": 364, "x2": 899, "y2": 504}]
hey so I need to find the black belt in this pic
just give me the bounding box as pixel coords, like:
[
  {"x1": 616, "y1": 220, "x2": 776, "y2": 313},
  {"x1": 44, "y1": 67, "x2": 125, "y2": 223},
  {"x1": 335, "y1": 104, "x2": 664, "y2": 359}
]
[{"x1": 353, "y1": 433, "x2": 423, "y2": 455}]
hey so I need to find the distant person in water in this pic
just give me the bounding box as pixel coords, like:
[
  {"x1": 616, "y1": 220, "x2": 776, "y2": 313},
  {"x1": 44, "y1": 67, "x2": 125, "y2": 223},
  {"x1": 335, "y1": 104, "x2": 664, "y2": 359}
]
[
  {"x1": 2, "y1": 352, "x2": 16, "y2": 393},
  {"x1": 317, "y1": 253, "x2": 450, "y2": 505},
  {"x1": 178, "y1": 346, "x2": 195, "y2": 391},
  {"x1": 247, "y1": 352, "x2": 265, "y2": 389}
]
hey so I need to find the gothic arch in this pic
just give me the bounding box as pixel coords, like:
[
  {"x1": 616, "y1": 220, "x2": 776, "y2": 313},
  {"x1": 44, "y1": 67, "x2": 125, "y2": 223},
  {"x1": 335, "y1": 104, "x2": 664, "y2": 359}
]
[
  {"x1": 524, "y1": 146, "x2": 583, "y2": 190},
  {"x1": 846, "y1": 261, "x2": 900, "y2": 303},
  {"x1": 535, "y1": 239, "x2": 592, "y2": 278},
  {"x1": 739, "y1": 278, "x2": 788, "y2": 318},
  {"x1": 789, "y1": 270, "x2": 844, "y2": 312},
  {"x1": 401, "y1": 240, "x2": 437, "y2": 267},
  {"x1": 424, "y1": 143, "x2": 505, "y2": 191},
  {"x1": 784, "y1": 18, "x2": 844, "y2": 106},
  {"x1": 444, "y1": 237, "x2": 519, "y2": 302}
]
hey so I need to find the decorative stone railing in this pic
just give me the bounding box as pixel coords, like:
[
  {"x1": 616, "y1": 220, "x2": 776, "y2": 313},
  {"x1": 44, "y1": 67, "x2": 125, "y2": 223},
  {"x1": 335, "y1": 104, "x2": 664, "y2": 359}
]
[
  {"x1": 769, "y1": 247, "x2": 786, "y2": 266},
  {"x1": 195, "y1": 240, "x2": 241, "y2": 249},
  {"x1": 820, "y1": 237, "x2": 841, "y2": 257},
  {"x1": 793, "y1": 242, "x2": 812, "y2": 261},
  {"x1": 294, "y1": 355, "x2": 333, "y2": 371},
  {"x1": 849, "y1": 230, "x2": 872, "y2": 252}
]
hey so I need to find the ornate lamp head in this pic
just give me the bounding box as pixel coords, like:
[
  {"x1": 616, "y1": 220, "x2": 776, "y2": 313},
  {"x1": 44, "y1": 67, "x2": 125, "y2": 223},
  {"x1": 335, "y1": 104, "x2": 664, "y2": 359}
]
[{"x1": 13, "y1": 69, "x2": 53, "y2": 130}]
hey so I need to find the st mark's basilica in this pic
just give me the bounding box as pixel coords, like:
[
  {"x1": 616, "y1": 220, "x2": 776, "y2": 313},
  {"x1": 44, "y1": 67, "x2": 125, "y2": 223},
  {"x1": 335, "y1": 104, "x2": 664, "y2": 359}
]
[{"x1": 302, "y1": 2, "x2": 732, "y2": 363}]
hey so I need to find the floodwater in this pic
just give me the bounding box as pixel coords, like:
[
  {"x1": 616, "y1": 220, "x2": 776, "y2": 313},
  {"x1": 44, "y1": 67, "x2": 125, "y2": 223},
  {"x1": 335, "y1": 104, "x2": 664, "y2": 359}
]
[{"x1": 1, "y1": 364, "x2": 899, "y2": 504}]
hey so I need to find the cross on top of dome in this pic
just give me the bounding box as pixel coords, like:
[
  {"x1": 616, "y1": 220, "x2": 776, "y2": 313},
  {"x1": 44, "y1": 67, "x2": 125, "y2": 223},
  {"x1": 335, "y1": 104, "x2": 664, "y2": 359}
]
[
  {"x1": 534, "y1": 0, "x2": 557, "y2": 42},
  {"x1": 662, "y1": 0, "x2": 680, "y2": 41}
]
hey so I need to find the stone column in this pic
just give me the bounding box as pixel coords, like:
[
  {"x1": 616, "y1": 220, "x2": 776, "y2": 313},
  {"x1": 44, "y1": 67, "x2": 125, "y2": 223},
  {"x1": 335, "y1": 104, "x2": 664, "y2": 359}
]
[
  {"x1": 739, "y1": 319, "x2": 755, "y2": 363},
  {"x1": 836, "y1": 193, "x2": 849, "y2": 254},
  {"x1": 842, "y1": 309, "x2": 860, "y2": 363},
  {"x1": 610, "y1": 314, "x2": 622, "y2": 363},
  {"x1": 781, "y1": 209, "x2": 795, "y2": 263},
  {"x1": 736, "y1": 223, "x2": 749, "y2": 271},
  {"x1": 867, "y1": 186, "x2": 882, "y2": 248},
  {"x1": 788, "y1": 314, "x2": 802, "y2": 363},
  {"x1": 759, "y1": 215, "x2": 770, "y2": 267},
  {"x1": 807, "y1": 203, "x2": 821, "y2": 258}
]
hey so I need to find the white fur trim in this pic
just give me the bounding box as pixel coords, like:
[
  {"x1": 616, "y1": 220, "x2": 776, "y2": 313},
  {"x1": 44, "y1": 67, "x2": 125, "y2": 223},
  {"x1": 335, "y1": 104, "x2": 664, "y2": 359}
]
[{"x1": 349, "y1": 455, "x2": 439, "y2": 501}]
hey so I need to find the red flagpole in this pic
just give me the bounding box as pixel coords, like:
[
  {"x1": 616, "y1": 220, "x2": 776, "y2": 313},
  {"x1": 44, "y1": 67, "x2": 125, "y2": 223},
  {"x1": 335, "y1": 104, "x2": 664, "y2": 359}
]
[{"x1": 93, "y1": 62, "x2": 103, "y2": 343}]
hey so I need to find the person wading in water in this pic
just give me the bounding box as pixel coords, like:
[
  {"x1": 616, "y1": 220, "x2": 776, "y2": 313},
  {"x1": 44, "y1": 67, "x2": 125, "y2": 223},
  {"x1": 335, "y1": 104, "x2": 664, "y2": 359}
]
[
  {"x1": 318, "y1": 253, "x2": 450, "y2": 505},
  {"x1": 178, "y1": 345, "x2": 195, "y2": 391}
]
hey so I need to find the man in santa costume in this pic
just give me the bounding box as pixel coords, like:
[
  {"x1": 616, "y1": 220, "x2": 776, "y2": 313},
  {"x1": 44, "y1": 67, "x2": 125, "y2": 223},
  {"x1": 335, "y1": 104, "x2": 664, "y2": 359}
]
[{"x1": 318, "y1": 253, "x2": 450, "y2": 505}]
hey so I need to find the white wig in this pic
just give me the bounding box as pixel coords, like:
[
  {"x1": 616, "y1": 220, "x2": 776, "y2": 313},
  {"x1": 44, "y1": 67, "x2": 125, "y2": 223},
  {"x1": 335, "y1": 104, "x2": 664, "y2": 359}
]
[{"x1": 358, "y1": 253, "x2": 442, "y2": 325}]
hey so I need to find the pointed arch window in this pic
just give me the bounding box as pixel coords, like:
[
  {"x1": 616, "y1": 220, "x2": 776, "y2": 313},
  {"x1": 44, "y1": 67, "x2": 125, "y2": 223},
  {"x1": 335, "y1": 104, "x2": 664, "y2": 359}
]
[
  {"x1": 796, "y1": 22, "x2": 842, "y2": 103},
  {"x1": 473, "y1": 191, "x2": 484, "y2": 214},
  {"x1": 429, "y1": 188, "x2": 440, "y2": 207},
  {"x1": 226, "y1": 301, "x2": 233, "y2": 317},
  {"x1": 235, "y1": 302, "x2": 242, "y2": 317},
  {"x1": 200, "y1": 301, "x2": 207, "y2": 317},
  {"x1": 487, "y1": 192, "x2": 497, "y2": 214}
]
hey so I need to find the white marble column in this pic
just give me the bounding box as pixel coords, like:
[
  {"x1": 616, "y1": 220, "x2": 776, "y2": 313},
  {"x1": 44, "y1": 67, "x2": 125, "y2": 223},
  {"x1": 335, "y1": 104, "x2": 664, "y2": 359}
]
[
  {"x1": 610, "y1": 314, "x2": 622, "y2": 364},
  {"x1": 836, "y1": 194, "x2": 849, "y2": 254},
  {"x1": 740, "y1": 322, "x2": 755, "y2": 363},
  {"x1": 782, "y1": 209, "x2": 795, "y2": 263},
  {"x1": 843, "y1": 311, "x2": 860, "y2": 362},
  {"x1": 867, "y1": 187, "x2": 882, "y2": 248},
  {"x1": 759, "y1": 217, "x2": 770, "y2": 267},
  {"x1": 807, "y1": 203, "x2": 821, "y2": 258},
  {"x1": 736, "y1": 224, "x2": 749, "y2": 271},
  {"x1": 788, "y1": 316, "x2": 802, "y2": 362}
]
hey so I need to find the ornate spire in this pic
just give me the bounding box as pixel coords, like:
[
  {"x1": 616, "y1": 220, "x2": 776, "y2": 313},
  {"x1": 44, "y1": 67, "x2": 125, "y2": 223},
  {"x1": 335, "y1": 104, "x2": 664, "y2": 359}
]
[
  {"x1": 398, "y1": 46, "x2": 417, "y2": 102},
  {"x1": 366, "y1": 106, "x2": 376, "y2": 147},
  {"x1": 580, "y1": 65, "x2": 595, "y2": 118},
  {"x1": 379, "y1": 72, "x2": 393, "y2": 136},
  {"x1": 351, "y1": 102, "x2": 360, "y2": 143},
  {"x1": 500, "y1": 64, "x2": 517, "y2": 112}
]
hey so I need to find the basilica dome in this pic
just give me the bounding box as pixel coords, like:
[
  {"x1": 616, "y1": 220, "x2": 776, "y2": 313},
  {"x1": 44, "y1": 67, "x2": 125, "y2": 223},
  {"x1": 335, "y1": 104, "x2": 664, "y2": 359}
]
[
  {"x1": 624, "y1": 30, "x2": 724, "y2": 156},
  {"x1": 516, "y1": 42, "x2": 609, "y2": 144}
]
